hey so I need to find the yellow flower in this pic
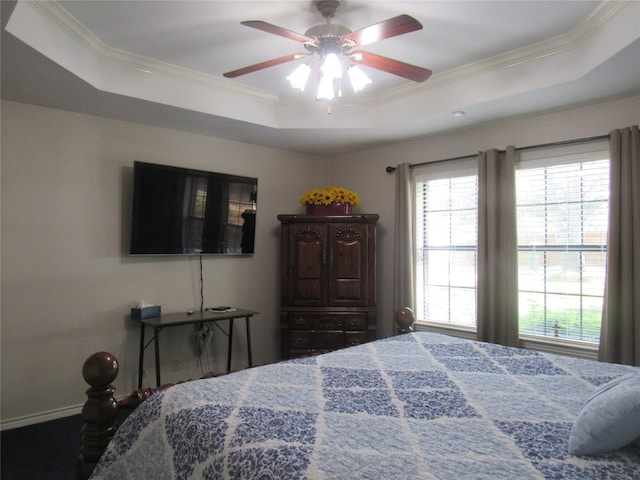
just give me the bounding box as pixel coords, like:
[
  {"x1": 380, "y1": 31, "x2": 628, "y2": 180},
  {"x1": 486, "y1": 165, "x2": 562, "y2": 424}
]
[{"x1": 300, "y1": 186, "x2": 360, "y2": 206}]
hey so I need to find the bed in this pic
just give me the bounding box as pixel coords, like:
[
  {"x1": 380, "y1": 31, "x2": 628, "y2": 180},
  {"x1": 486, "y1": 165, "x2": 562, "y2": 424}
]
[{"x1": 80, "y1": 330, "x2": 640, "y2": 479}]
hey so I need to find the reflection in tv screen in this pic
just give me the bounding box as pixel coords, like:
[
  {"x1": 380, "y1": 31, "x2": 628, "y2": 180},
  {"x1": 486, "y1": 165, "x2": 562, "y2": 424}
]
[{"x1": 130, "y1": 161, "x2": 257, "y2": 255}]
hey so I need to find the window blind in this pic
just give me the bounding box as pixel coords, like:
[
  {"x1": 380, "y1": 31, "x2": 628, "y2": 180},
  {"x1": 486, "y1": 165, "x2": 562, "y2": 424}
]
[
  {"x1": 516, "y1": 143, "x2": 609, "y2": 342},
  {"x1": 415, "y1": 158, "x2": 478, "y2": 326}
]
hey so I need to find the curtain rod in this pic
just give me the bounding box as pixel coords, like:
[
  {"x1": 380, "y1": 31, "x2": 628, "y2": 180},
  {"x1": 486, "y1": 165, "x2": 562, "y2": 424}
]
[{"x1": 385, "y1": 134, "x2": 609, "y2": 173}]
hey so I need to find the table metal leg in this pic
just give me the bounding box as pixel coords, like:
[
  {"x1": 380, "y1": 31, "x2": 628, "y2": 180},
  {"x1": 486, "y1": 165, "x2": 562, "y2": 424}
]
[
  {"x1": 154, "y1": 327, "x2": 161, "y2": 387},
  {"x1": 227, "y1": 318, "x2": 234, "y2": 372},
  {"x1": 138, "y1": 323, "x2": 145, "y2": 389},
  {"x1": 245, "y1": 315, "x2": 253, "y2": 367}
]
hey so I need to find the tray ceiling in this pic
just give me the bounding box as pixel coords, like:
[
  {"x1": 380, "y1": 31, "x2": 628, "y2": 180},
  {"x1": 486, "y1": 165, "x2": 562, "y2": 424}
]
[{"x1": 2, "y1": 1, "x2": 639, "y2": 155}]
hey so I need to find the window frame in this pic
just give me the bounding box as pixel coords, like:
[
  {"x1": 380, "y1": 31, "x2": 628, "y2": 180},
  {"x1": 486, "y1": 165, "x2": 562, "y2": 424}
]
[
  {"x1": 515, "y1": 143, "x2": 610, "y2": 344},
  {"x1": 412, "y1": 141, "x2": 609, "y2": 357},
  {"x1": 413, "y1": 157, "x2": 478, "y2": 330}
]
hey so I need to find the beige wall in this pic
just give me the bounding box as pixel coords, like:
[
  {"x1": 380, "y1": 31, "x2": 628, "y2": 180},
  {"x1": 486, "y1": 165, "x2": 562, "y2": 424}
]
[
  {"x1": 0, "y1": 100, "x2": 324, "y2": 425},
  {"x1": 1, "y1": 95, "x2": 638, "y2": 426},
  {"x1": 328, "y1": 95, "x2": 640, "y2": 340}
]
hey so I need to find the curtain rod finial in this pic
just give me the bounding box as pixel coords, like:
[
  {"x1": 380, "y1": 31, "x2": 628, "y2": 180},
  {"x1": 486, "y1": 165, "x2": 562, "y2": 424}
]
[{"x1": 386, "y1": 166, "x2": 396, "y2": 173}]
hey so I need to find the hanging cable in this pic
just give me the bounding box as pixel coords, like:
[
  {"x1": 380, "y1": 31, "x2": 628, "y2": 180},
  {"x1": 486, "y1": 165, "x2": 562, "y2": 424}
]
[{"x1": 199, "y1": 254, "x2": 204, "y2": 312}]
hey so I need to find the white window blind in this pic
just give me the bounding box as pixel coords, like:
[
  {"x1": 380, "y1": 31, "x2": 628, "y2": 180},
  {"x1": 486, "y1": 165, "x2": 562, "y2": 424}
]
[
  {"x1": 516, "y1": 144, "x2": 609, "y2": 342},
  {"x1": 415, "y1": 159, "x2": 477, "y2": 327}
]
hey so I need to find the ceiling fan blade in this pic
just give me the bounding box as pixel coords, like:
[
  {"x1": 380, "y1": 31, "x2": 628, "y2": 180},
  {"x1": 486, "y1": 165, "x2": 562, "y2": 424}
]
[
  {"x1": 223, "y1": 53, "x2": 306, "y2": 78},
  {"x1": 241, "y1": 21, "x2": 317, "y2": 45},
  {"x1": 350, "y1": 51, "x2": 432, "y2": 82},
  {"x1": 342, "y1": 14, "x2": 422, "y2": 47}
]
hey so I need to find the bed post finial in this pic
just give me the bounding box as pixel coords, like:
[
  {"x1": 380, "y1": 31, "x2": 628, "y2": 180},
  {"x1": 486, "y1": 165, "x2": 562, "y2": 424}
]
[
  {"x1": 395, "y1": 307, "x2": 415, "y2": 335},
  {"x1": 76, "y1": 352, "x2": 119, "y2": 480}
]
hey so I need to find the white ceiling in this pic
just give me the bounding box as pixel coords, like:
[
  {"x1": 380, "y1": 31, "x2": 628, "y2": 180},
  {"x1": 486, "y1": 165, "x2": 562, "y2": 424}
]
[{"x1": 2, "y1": 0, "x2": 639, "y2": 156}]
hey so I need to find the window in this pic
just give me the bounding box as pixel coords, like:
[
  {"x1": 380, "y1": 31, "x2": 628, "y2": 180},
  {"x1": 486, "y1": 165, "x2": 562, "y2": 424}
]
[
  {"x1": 222, "y1": 182, "x2": 257, "y2": 253},
  {"x1": 185, "y1": 176, "x2": 209, "y2": 250},
  {"x1": 415, "y1": 159, "x2": 478, "y2": 328},
  {"x1": 227, "y1": 182, "x2": 256, "y2": 227},
  {"x1": 516, "y1": 146, "x2": 609, "y2": 343},
  {"x1": 414, "y1": 142, "x2": 609, "y2": 345}
]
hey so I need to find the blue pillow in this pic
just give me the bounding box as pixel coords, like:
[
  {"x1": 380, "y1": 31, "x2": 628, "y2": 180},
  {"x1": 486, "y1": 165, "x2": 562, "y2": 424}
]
[{"x1": 569, "y1": 372, "x2": 640, "y2": 455}]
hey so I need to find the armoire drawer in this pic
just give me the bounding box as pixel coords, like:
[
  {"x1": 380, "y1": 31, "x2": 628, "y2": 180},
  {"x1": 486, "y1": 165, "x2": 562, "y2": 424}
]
[
  {"x1": 345, "y1": 331, "x2": 367, "y2": 347},
  {"x1": 289, "y1": 330, "x2": 346, "y2": 350},
  {"x1": 288, "y1": 312, "x2": 367, "y2": 331}
]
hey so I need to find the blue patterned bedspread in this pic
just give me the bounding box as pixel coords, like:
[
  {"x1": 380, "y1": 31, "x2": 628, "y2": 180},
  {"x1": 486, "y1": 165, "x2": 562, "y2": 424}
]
[{"x1": 91, "y1": 332, "x2": 640, "y2": 479}]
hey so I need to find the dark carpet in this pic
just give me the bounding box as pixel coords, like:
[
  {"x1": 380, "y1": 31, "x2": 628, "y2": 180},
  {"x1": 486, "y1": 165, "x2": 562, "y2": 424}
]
[
  {"x1": 1, "y1": 414, "x2": 83, "y2": 480},
  {"x1": 1, "y1": 411, "x2": 130, "y2": 480}
]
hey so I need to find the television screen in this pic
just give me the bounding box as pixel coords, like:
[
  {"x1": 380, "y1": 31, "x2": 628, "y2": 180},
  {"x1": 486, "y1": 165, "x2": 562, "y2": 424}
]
[{"x1": 130, "y1": 161, "x2": 257, "y2": 255}]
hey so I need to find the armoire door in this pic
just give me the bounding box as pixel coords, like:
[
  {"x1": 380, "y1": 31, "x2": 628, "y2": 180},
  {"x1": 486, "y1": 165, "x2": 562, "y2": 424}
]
[
  {"x1": 328, "y1": 223, "x2": 369, "y2": 306},
  {"x1": 286, "y1": 223, "x2": 327, "y2": 306}
]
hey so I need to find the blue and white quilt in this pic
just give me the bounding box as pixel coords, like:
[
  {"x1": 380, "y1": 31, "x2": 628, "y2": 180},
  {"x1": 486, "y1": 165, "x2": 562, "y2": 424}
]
[{"x1": 91, "y1": 332, "x2": 640, "y2": 479}]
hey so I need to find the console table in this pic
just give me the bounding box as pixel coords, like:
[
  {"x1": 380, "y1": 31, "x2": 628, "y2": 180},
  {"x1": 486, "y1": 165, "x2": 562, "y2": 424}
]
[{"x1": 138, "y1": 309, "x2": 257, "y2": 388}]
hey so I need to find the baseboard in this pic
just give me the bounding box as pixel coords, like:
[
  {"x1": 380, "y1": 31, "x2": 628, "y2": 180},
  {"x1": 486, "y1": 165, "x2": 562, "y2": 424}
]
[{"x1": 1, "y1": 403, "x2": 83, "y2": 431}]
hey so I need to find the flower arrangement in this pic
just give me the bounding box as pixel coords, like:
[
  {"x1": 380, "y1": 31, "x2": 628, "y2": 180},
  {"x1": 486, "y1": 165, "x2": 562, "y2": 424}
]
[{"x1": 300, "y1": 186, "x2": 360, "y2": 206}]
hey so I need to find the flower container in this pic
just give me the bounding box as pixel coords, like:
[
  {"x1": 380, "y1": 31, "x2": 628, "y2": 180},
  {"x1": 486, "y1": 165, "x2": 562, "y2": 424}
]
[{"x1": 306, "y1": 202, "x2": 352, "y2": 215}]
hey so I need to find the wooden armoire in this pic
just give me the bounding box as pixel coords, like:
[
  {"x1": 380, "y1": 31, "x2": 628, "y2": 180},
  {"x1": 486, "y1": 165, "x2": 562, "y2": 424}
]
[{"x1": 278, "y1": 214, "x2": 378, "y2": 359}]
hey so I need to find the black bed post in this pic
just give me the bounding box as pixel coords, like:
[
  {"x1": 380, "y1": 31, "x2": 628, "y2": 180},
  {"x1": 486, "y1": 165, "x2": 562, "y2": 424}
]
[
  {"x1": 76, "y1": 352, "x2": 120, "y2": 480},
  {"x1": 395, "y1": 307, "x2": 415, "y2": 335}
]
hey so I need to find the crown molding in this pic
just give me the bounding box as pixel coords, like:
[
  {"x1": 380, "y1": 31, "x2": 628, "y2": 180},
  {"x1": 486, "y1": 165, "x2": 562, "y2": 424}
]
[
  {"x1": 28, "y1": 0, "x2": 279, "y2": 104},
  {"x1": 25, "y1": 0, "x2": 632, "y2": 109},
  {"x1": 378, "y1": 0, "x2": 630, "y2": 103}
]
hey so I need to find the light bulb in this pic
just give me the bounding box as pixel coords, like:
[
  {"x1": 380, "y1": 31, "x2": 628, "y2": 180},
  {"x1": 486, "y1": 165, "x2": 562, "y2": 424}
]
[
  {"x1": 286, "y1": 64, "x2": 311, "y2": 91},
  {"x1": 347, "y1": 65, "x2": 372, "y2": 92},
  {"x1": 321, "y1": 53, "x2": 342, "y2": 79},
  {"x1": 317, "y1": 76, "x2": 335, "y2": 100}
]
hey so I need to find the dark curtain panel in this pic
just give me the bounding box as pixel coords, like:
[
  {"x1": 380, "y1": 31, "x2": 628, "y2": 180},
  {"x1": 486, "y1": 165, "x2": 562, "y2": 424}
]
[
  {"x1": 599, "y1": 126, "x2": 640, "y2": 365},
  {"x1": 477, "y1": 147, "x2": 519, "y2": 346}
]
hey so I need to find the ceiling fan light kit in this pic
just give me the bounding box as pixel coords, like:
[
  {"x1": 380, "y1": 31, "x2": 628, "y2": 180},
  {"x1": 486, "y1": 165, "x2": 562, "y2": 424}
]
[
  {"x1": 286, "y1": 64, "x2": 311, "y2": 91},
  {"x1": 347, "y1": 65, "x2": 372, "y2": 92},
  {"x1": 223, "y1": 0, "x2": 432, "y2": 108},
  {"x1": 317, "y1": 76, "x2": 336, "y2": 101}
]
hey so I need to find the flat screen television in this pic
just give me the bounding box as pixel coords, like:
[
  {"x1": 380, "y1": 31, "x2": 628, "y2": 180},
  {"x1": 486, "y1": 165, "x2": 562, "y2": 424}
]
[{"x1": 130, "y1": 161, "x2": 257, "y2": 255}]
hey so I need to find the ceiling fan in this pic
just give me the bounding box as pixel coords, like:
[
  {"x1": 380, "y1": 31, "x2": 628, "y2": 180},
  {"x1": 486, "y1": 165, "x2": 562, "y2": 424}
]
[{"x1": 223, "y1": 0, "x2": 432, "y2": 93}]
